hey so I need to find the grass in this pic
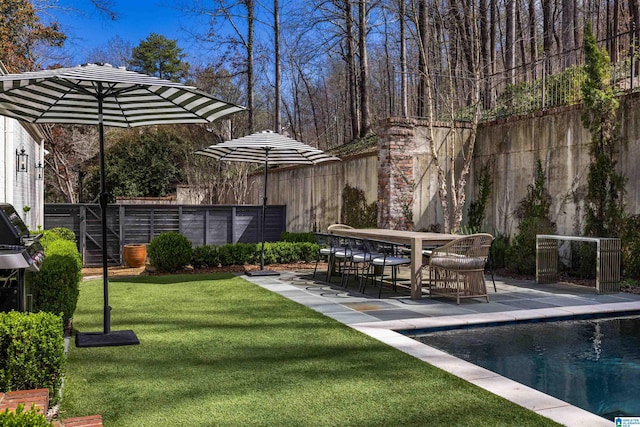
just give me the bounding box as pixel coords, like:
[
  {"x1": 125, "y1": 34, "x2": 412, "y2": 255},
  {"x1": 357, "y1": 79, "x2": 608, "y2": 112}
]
[{"x1": 60, "y1": 273, "x2": 561, "y2": 426}]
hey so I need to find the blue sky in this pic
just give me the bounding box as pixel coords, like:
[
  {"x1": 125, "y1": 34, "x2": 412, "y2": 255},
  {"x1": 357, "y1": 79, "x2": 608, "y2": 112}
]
[{"x1": 52, "y1": 0, "x2": 210, "y2": 66}]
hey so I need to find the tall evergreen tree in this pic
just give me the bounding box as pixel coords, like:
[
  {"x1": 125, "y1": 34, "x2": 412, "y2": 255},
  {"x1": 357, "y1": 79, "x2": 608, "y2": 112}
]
[
  {"x1": 130, "y1": 33, "x2": 188, "y2": 82},
  {"x1": 581, "y1": 23, "x2": 626, "y2": 237}
]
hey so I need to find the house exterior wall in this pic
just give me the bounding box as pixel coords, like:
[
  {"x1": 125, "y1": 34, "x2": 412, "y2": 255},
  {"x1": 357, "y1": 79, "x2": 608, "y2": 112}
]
[{"x1": 0, "y1": 116, "x2": 45, "y2": 230}]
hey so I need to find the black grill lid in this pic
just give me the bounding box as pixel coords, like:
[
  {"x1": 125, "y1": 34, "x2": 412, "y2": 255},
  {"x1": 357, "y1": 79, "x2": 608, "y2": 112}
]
[{"x1": 0, "y1": 203, "x2": 30, "y2": 245}]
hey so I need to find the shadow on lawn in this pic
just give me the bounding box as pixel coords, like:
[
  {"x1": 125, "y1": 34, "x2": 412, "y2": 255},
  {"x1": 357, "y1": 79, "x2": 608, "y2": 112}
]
[{"x1": 109, "y1": 272, "x2": 239, "y2": 284}]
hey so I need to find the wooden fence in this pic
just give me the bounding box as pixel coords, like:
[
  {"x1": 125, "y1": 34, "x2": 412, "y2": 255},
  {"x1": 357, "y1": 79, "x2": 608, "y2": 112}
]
[{"x1": 44, "y1": 204, "x2": 287, "y2": 266}]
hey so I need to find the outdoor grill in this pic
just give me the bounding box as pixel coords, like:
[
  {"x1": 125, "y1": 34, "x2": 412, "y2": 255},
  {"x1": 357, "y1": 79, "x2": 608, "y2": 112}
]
[{"x1": 0, "y1": 203, "x2": 45, "y2": 312}]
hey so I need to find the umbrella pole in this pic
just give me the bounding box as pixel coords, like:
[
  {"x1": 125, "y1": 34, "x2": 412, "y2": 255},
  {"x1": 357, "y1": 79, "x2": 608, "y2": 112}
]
[
  {"x1": 75, "y1": 89, "x2": 139, "y2": 347},
  {"x1": 246, "y1": 147, "x2": 279, "y2": 277},
  {"x1": 260, "y1": 151, "x2": 268, "y2": 270},
  {"x1": 98, "y1": 99, "x2": 110, "y2": 335}
]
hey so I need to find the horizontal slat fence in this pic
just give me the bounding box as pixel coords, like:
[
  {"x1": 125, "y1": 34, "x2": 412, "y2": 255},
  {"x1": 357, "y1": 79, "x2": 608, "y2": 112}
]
[{"x1": 44, "y1": 204, "x2": 286, "y2": 266}]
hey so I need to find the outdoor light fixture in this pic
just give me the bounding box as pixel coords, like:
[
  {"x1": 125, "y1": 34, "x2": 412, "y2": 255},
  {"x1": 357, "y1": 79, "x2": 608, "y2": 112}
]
[
  {"x1": 16, "y1": 148, "x2": 28, "y2": 173},
  {"x1": 35, "y1": 161, "x2": 43, "y2": 180}
]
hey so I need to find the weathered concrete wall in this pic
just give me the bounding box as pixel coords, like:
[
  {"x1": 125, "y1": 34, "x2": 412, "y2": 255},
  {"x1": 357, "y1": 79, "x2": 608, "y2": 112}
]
[
  {"x1": 247, "y1": 152, "x2": 378, "y2": 232},
  {"x1": 472, "y1": 93, "x2": 640, "y2": 237},
  {"x1": 244, "y1": 92, "x2": 640, "y2": 235}
]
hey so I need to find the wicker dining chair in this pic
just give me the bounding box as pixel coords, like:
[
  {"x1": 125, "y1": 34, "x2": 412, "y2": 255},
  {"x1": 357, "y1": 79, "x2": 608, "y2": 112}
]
[{"x1": 427, "y1": 233, "x2": 493, "y2": 304}]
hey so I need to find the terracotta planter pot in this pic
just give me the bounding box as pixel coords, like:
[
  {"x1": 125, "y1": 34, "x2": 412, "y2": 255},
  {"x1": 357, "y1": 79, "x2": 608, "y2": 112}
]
[{"x1": 123, "y1": 244, "x2": 147, "y2": 268}]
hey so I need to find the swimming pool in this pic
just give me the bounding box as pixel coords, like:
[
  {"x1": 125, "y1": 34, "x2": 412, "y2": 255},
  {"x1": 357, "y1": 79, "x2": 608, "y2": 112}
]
[{"x1": 412, "y1": 315, "x2": 640, "y2": 420}]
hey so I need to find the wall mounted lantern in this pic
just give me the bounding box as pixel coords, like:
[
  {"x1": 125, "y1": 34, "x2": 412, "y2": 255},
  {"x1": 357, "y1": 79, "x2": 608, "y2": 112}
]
[
  {"x1": 16, "y1": 148, "x2": 28, "y2": 173},
  {"x1": 35, "y1": 161, "x2": 43, "y2": 180}
]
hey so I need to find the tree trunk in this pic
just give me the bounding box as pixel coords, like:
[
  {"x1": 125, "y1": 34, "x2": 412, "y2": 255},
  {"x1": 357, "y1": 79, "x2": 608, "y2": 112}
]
[
  {"x1": 562, "y1": 0, "x2": 575, "y2": 67},
  {"x1": 542, "y1": 0, "x2": 553, "y2": 75},
  {"x1": 274, "y1": 0, "x2": 281, "y2": 132},
  {"x1": 358, "y1": 0, "x2": 371, "y2": 137},
  {"x1": 417, "y1": 0, "x2": 428, "y2": 118},
  {"x1": 399, "y1": 0, "x2": 408, "y2": 117},
  {"x1": 479, "y1": 0, "x2": 491, "y2": 108},
  {"x1": 345, "y1": 0, "x2": 359, "y2": 140},
  {"x1": 246, "y1": 0, "x2": 255, "y2": 133},
  {"x1": 505, "y1": 0, "x2": 515, "y2": 85},
  {"x1": 528, "y1": 0, "x2": 538, "y2": 80}
]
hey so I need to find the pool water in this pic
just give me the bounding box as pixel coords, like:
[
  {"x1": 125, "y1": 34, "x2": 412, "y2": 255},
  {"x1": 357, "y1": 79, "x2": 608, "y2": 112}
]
[{"x1": 413, "y1": 315, "x2": 640, "y2": 420}]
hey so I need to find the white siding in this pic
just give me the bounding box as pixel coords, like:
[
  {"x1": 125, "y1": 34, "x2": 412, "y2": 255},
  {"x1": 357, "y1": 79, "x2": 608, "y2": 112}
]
[{"x1": 0, "y1": 116, "x2": 45, "y2": 230}]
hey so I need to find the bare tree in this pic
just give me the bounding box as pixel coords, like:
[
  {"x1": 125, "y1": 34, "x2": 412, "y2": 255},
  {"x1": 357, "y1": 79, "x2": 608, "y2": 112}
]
[
  {"x1": 274, "y1": 0, "x2": 282, "y2": 132},
  {"x1": 358, "y1": 0, "x2": 372, "y2": 137}
]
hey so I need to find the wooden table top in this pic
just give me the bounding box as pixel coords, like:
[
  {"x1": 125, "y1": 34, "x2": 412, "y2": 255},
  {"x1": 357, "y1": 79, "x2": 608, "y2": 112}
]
[{"x1": 328, "y1": 228, "x2": 459, "y2": 246}]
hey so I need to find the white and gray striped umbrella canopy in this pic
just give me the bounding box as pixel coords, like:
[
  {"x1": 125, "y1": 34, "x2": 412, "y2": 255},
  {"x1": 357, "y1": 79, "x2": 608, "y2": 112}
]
[
  {"x1": 195, "y1": 130, "x2": 340, "y2": 165},
  {"x1": 0, "y1": 63, "x2": 244, "y2": 127}
]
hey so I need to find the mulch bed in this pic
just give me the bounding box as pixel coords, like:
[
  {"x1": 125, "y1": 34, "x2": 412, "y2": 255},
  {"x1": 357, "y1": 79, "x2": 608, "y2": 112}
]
[{"x1": 82, "y1": 263, "x2": 323, "y2": 278}]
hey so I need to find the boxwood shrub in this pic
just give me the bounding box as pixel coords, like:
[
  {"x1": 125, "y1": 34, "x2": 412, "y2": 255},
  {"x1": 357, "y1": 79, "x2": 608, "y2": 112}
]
[
  {"x1": 279, "y1": 231, "x2": 316, "y2": 243},
  {"x1": 191, "y1": 242, "x2": 318, "y2": 267},
  {"x1": 33, "y1": 239, "x2": 82, "y2": 326},
  {"x1": 0, "y1": 312, "x2": 65, "y2": 405},
  {"x1": 148, "y1": 232, "x2": 193, "y2": 272},
  {"x1": 0, "y1": 405, "x2": 52, "y2": 426}
]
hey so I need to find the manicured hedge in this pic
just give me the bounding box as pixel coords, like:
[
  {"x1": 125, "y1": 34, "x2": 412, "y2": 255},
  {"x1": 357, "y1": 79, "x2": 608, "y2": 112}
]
[
  {"x1": 279, "y1": 231, "x2": 316, "y2": 243},
  {"x1": 33, "y1": 239, "x2": 82, "y2": 326},
  {"x1": 191, "y1": 242, "x2": 318, "y2": 268},
  {"x1": 0, "y1": 312, "x2": 65, "y2": 405}
]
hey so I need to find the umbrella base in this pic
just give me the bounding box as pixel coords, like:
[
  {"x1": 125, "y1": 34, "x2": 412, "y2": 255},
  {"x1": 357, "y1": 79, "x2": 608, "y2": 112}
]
[
  {"x1": 246, "y1": 269, "x2": 280, "y2": 277},
  {"x1": 75, "y1": 330, "x2": 140, "y2": 347}
]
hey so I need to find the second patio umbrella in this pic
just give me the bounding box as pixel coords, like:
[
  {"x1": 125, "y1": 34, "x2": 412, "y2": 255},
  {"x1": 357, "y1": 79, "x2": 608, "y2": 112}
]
[
  {"x1": 195, "y1": 130, "x2": 340, "y2": 276},
  {"x1": 0, "y1": 63, "x2": 244, "y2": 346}
]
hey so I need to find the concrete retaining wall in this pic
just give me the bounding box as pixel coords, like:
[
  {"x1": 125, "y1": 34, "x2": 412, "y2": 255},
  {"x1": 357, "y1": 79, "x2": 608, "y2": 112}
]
[{"x1": 246, "y1": 93, "x2": 640, "y2": 235}]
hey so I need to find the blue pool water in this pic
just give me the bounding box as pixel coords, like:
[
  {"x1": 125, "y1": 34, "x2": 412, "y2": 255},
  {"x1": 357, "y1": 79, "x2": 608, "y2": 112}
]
[{"x1": 412, "y1": 315, "x2": 640, "y2": 420}]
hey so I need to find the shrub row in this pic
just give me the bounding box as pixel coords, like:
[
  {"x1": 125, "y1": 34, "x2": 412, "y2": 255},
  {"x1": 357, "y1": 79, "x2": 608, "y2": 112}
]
[
  {"x1": 147, "y1": 232, "x2": 320, "y2": 271},
  {"x1": 0, "y1": 312, "x2": 65, "y2": 405},
  {"x1": 279, "y1": 231, "x2": 316, "y2": 243},
  {"x1": 191, "y1": 241, "x2": 318, "y2": 269}
]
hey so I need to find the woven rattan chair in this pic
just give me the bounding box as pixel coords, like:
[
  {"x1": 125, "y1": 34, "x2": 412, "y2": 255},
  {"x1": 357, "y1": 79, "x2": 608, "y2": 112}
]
[
  {"x1": 427, "y1": 233, "x2": 493, "y2": 304},
  {"x1": 327, "y1": 223, "x2": 354, "y2": 231}
]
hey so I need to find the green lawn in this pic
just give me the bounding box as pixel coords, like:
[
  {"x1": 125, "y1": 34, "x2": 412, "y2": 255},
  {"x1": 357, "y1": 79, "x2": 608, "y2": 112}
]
[{"x1": 60, "y1": 273, "x2": 560, "y2": 426}]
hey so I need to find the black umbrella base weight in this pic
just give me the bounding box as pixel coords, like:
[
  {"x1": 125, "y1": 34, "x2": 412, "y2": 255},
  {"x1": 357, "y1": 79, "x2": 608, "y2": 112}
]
[
  {"x1": 246, "y1": 270, "x2": 280, "y2": 277},
  {"x1": 75, "y1": 330, "x2": 140, "y2": 347}
]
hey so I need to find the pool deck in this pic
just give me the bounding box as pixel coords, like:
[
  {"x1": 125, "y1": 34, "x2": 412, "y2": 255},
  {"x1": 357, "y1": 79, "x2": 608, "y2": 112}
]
[{"x1": 243, "y1": 269, "x2": 640, "y2": 427}]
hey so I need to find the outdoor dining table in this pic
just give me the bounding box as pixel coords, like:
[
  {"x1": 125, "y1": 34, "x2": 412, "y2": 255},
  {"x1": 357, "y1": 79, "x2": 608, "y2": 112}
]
[{"x1": 328, "y1": 228, "x2": 459, "y2": 299}]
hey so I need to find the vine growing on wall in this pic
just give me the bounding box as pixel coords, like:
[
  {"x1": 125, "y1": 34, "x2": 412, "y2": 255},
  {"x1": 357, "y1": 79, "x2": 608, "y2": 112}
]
[
  {"x1": 505, "y1": 160, "x2": 556, "y2": 275},
  {"x1": 341, "y1": 185, "x2": 377, "y2": 228},
  {"x1": 466, "y1": 161, "x2": 493, "y2": 232},
  {"x1": 580, "y1": 22, "x2": 626, "y2": 238}
]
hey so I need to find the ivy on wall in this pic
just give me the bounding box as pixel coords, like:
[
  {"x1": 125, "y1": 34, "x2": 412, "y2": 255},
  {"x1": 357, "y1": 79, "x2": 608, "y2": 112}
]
[{"x1": 341, "y1": 185, "x2": 378, "y2": 228}]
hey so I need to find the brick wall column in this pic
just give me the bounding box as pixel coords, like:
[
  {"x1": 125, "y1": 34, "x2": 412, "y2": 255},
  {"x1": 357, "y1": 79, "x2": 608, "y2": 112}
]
[{"x1": 377, "y1": 117, "x2": 417, "y2": 230}]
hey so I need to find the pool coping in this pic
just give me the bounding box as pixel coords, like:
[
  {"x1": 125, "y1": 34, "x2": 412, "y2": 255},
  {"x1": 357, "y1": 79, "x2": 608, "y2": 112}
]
[{"x1": 349, "y1": 302, "x2": 640, "y2": 427}]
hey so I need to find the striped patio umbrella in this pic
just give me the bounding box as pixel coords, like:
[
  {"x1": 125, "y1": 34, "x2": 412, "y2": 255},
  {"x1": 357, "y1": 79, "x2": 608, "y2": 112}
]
[
  {"x1": 195, "y1": 130, "x2": 340, "y2": 276},
  {"x1": 0, "y1": 63, "x2": 245, "y2": 347}
]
